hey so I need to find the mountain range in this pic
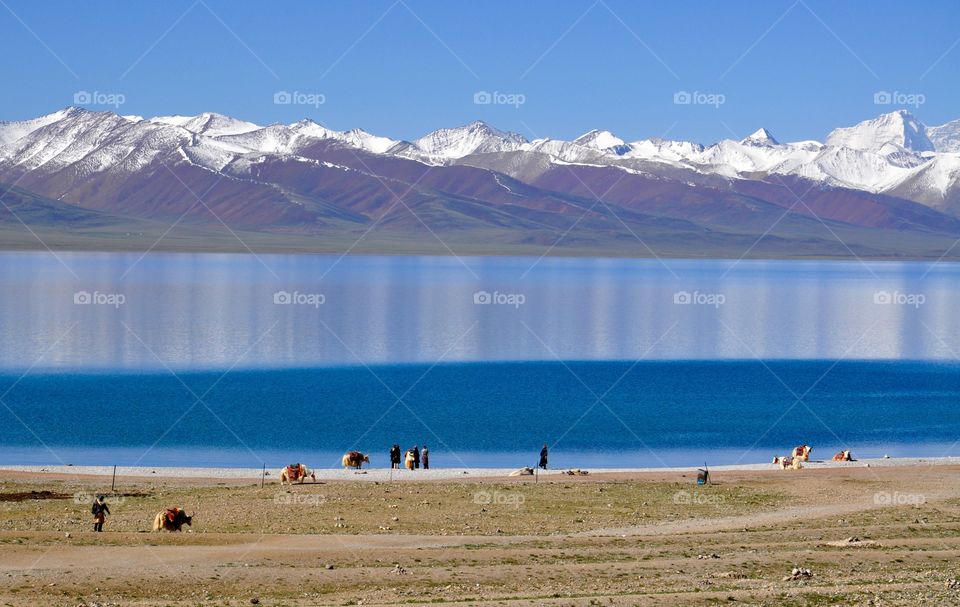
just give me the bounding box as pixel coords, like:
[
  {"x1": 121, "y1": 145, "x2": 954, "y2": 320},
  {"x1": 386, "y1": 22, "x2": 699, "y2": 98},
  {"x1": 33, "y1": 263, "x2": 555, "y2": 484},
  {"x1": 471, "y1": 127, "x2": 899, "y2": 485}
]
[{"x1": 2, "y1": 107, "x2": 960, "y2": 258}]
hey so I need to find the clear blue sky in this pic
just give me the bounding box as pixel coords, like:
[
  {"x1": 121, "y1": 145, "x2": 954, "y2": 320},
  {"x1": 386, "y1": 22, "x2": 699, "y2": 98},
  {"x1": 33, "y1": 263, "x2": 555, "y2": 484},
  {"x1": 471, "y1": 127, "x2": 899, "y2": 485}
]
[{"x1": 2, "y1": 0, "x2": 958, "y2": 144}]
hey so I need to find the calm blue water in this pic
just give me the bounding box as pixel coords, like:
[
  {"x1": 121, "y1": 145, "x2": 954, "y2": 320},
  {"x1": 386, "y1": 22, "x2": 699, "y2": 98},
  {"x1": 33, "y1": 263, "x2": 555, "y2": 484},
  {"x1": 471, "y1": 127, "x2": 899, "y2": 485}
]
[
  {"x1": 0, "y1": 361, "x2": 957, "y2": 468},
  {"x1": 0, "y1": 252, "x2": 958, "y2": 467}
]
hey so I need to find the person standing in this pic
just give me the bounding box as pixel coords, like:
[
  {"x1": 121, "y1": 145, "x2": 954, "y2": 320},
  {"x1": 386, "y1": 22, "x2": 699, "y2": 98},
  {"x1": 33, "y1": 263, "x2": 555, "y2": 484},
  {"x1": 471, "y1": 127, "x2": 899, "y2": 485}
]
[
  {"x1": 412, "y1": 445, "x2": 420, "y2": 469},
  {"x1": 91, "y1": 495, "x2": 110, "y2": 532},
  {"x1": 421, "y1": 445, "x2": 429, "y2": 469},
  {"x1": 538, "y1": 443, "x2": 549, "y2": 470},
  {"x1": 390, "y1": 444, "x2": 401, "y2": 469}
]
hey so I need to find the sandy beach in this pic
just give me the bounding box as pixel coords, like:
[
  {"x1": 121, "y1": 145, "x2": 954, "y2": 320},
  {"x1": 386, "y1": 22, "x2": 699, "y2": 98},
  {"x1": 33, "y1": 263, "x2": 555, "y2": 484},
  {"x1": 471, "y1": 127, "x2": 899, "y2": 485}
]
[
  {"x1": 2, "y1": 455, "x2": 957, "y2": 482},
  {"x1": 2, "y1": 458, "x2": 959, "y2": 606}
]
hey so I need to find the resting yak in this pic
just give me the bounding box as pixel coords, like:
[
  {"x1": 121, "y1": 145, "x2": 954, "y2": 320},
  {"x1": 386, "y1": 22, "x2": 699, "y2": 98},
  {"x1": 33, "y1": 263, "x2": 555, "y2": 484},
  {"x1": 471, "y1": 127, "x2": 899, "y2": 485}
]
[
  {"x1": 152, "y1": 507, "x2": 192, "y2": 532},
  {"x1": 773, "y1": 456, "x2": 803, "y2": 470},
  {"x1": 280, "y1": 463, "x2": 316, "y2": 484},
  {"x1": 792, "y1": 445, "x2": 812, "y2": 461},
  {"x1": 832, "y1": 450, "x2": 853, "y2": 462}
]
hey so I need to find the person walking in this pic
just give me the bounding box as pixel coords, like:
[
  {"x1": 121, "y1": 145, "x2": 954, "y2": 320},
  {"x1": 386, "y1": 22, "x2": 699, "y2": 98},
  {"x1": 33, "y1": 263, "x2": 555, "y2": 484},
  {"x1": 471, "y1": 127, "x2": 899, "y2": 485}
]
[
  {"x1": 538, "y1": 443, "x2": 549, "y2": 470},
  {"x1": 91, "y1": 495, "x2": 110, "y2": 532},
  {"x1": 412, "y1": 445, "x2": 420, "y2": 469},
  {"x1": 390, "y1": 444, "x2": 401, "y2": 469},
  {"x1": 421, "y1": 445, "x2": 429, "y2": 469}
]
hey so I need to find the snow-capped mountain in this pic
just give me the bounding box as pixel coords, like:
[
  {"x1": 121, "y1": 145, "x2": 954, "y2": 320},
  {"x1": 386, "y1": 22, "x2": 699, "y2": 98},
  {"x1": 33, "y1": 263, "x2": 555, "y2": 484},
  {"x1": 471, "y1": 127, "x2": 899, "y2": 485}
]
[
  {"x1": 825, "y1": 110, "x2": 933, "y2": 152},
  {"x1": 2, "y1": 106, "x2": 960, "y2": 229},
  {"x1": 742, "y1": 128, "x2": 779, "y2": 146},
  {"x1": 150, "y1": 112, "x2": 260, "y2": 138},
  {"x1": 572, "y1": 130, "x2": 631, "y2": 155},
  {"x1": 408, "y1": 121, "x2": 526, "y2": 160},
  {"x1": 0, "y1": 108, "x2": 76, "y2": 148},
  {"x1": 620, "y1": 137, "x2": 705, "y2": 162},
  {"x1": 927, "y1": 119, "x2": 960, "y2": 153}
]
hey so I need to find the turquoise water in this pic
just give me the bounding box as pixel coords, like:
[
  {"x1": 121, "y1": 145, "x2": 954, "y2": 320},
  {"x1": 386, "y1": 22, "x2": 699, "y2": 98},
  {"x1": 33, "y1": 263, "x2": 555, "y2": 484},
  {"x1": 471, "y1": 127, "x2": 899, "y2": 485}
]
[
  {"x1": 0, "y1": 252, "x2": 958, "y2": 467},
  {"x1": 0, "y1": 361, "x2": 957, "y2": 468}
]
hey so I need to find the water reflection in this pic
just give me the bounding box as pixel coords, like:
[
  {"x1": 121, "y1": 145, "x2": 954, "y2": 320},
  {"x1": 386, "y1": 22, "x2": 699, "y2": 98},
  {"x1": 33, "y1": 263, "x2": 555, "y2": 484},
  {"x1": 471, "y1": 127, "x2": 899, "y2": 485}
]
[{"x1": 0, "y1": 252, "x2": 957, "y2": 370}]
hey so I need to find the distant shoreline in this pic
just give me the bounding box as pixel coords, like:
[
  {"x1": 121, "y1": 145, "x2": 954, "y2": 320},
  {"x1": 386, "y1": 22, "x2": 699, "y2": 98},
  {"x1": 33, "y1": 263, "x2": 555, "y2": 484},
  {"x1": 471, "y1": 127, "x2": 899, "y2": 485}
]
[
  {"x1": 2, "y1": 242, "x2": 960, "y2": 262},
  {"x1": 3, "y1": 456, "x2": 958, "y2": 482}
]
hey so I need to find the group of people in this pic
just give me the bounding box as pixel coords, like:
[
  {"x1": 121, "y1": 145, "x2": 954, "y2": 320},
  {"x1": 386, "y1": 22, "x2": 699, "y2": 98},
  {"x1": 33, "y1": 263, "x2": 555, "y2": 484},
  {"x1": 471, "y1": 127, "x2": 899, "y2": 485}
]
[{"x1": 390, "y1": 444, "x2": 429, "y2": 469}]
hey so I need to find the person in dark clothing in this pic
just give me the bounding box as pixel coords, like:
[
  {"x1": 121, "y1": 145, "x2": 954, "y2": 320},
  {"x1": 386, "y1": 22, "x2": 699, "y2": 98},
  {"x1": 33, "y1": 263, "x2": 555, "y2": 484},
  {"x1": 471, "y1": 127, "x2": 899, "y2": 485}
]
[
  {"x1": 390, "y1": 444, "x2": 401, "y2": 469},
  {"x1": 421, "y1": 445, "x2": 429, "y2": 469},
  {"x1": 91, "y1": 495, "x2": 110, "y2": 532},
  {"x1": 412, "y1": 445, "x2": 420, "y2": 469},
  {"x1": 538, "y1": 444, "x2": 549, "y2": 470}
]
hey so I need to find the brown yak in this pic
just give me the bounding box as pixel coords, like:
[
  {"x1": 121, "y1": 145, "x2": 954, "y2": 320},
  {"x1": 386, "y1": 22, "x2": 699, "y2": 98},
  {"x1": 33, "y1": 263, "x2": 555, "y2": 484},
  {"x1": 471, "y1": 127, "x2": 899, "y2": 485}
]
[
  {"x1": 152, "y1": 508, "x2": 192, "y2": 532},
  {"x1": 832, "y1": 450, "x2": 853, "y2": 461},
  {"x1": 279, "y1": 463, "x2": 316, "y2": 484},
  {"x1": 792, "y1": 445, "x2": 812, "y2": 461},
  {"x1": 341, "y1": 451, "x2": 370, "y2": 469},
  {"x1": 773, "y1": 456, "x2": 803, "y2": 470}
]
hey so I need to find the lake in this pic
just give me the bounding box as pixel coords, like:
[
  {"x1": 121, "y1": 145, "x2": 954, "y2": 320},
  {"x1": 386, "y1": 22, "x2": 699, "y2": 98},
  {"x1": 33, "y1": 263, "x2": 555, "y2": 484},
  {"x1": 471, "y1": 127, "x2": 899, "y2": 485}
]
[{"x1": 0, "y1": 252, "x2": 957, "y2": 467}]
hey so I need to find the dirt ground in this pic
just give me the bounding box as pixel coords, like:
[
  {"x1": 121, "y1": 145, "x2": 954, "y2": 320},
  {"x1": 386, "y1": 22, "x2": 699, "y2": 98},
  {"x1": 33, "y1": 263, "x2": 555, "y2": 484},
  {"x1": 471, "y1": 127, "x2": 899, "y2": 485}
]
[{"x1": 1, "y1": 465, "x2": 959, "y2": 606}]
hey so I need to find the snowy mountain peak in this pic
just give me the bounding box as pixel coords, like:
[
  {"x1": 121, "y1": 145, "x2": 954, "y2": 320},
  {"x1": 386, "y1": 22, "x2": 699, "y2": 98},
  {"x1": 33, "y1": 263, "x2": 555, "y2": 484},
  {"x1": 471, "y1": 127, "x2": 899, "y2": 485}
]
[
  {"x1": 412, "y1": 121, "x2": 526, "y2": 158},
  {"x1": 289, "y1": 118, "x2": 340, "y2": 140},
  {"x1": 150, "y1": 112, "x2": 261, "y2": 138},
  {"x1": 742, "y1": 128, "x2": 779, "y2": 145},
  {"x1": 927, "y1": 119, "x2": 960, "y2": 153},
  {"x1": 341, "y1": 128, "x2": 400, "y2": 155},
  {"x1": 826, "y1": 110, "x2": 933, "y2": 152},
  {"x1": 0, "y1": 107, "x2": 83, "y2": 146},
  {"x1": 623, "y1": 137, "x2": 704, "y2": 161},
  {"x1": 573, "y1": 129, "x2": 626, "y2": 151}
]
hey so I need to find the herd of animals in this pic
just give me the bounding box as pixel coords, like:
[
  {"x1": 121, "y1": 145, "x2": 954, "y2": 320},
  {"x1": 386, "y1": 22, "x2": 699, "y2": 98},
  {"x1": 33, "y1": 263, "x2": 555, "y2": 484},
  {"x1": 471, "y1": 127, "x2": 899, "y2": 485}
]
[
  {"x1": 136, "y1": 452, "x2": 373, "y2": 533},
  {"x1": 276, "y1": 452, "x2": 371, "y2": 486},
  {"x1": 772, "y1": 445, "x2": 854, "y2": 470},
  {"x1": 111, "y1": 447, "x2": 859, "y2": 532}
]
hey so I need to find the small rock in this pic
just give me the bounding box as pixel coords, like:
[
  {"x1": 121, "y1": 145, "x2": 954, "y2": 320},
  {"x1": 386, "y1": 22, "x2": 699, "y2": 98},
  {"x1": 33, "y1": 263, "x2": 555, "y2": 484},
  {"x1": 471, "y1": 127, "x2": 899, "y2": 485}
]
[{"x1": 784, "y1": 567, "x2": 814, "y2": 581}]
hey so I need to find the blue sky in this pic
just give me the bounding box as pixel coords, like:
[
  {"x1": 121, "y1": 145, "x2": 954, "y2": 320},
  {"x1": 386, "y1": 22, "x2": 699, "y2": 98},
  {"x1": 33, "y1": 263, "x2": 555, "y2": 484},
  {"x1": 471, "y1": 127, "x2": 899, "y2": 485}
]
[{"x1": 2, "y1": 0, "x2": 958, "y2": 144}]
